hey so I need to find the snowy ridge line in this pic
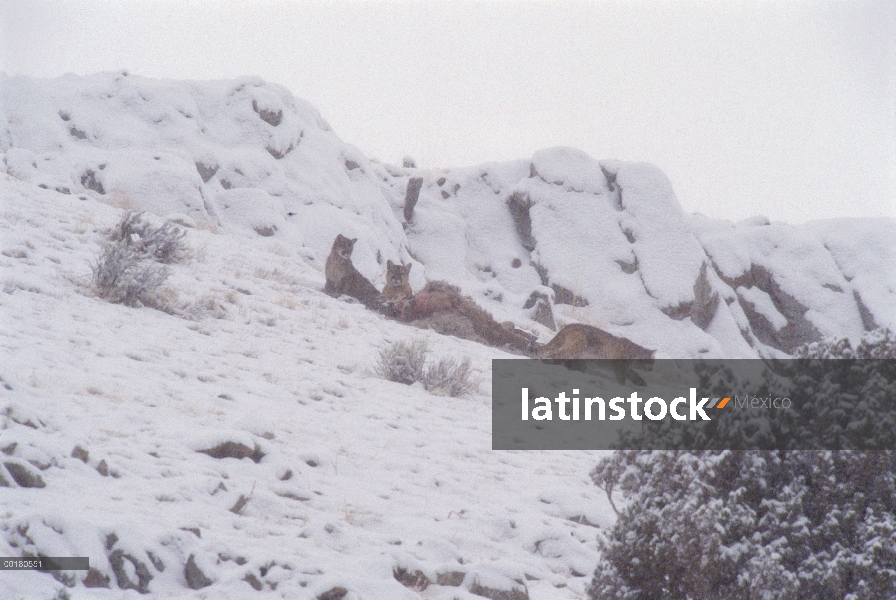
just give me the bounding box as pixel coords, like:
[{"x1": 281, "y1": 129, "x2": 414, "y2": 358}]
[{"x1": 3, "y1": 72, "x2": 893, "y2": 360}]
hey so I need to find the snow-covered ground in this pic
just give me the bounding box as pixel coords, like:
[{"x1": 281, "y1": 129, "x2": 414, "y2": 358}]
[
  {"x1": 1, "y1": 72, "x2": 894, "y2": 598},
  {"x1": 1, "y1": 178, "x2": 611, "y2": 599}
]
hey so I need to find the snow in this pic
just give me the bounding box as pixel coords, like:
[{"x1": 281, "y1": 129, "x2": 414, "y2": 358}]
[
  {"x1": 616, "y1": 161, "x2": 707, "y2": 309},
  {"x1": 1, "y1": 72, "x2": 895, "y2": 598},
  {"x1": 803, "y1": 218, "x2": 896, "y2": 330},
  {"x1": 530, "y1": 147, "x2": 607, "y2": 195},
  {"x1": 736, "y1": 286, "x2": 788, "y2": 331}
]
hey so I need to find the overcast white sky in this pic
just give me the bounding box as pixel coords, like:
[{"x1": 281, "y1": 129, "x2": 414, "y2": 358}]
[{"x1": 2, "y1": 0, "x2": 894, "y2": 224}]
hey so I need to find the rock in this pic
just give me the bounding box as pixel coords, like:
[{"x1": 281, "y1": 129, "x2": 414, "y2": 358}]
[
  {"x1": 184, "y1": 554, "x2": 212, "y2": 589},
  {"x1": 195, "y1": 161, "x2": 218, "y2": 183},
  {"x1": 197, "y1": 441, "x2": 265, "y2": 463},
  {"x1": 4, "y1": 460, "x2": 46, "y2": 488},
  {"x1": 147, "y1": 551, "x2": 165, "y2": 572},
  {"x1": 551, "y1": 284, "x2": 588, "y2": 307},
  {"x1": 854, "y1": 290, "x2": 879, "y2": 331},
  {"x1": 244, "y1": 573, "x2": 263, "y2": 590},
  {"x1": 317, "y1": 586, "x2": 348, "y2": 600},
  {"x1": 660, "y1": 262, "x2": 719, "y2": 331},
  {"x1": 523, "y1": 291, "x2": 556, "y2": 331},
  {"x1": 615, "y1": 257, "x2": 638, "y2": 274},
  {"x1": 80, "y1": 169, "x2": 105, "y2": 194},
  {"x1": 506, "y1": 191, "x2": 536, "y2": 251},
  {"x1": 689, "y1": 263, "x2": 720, "y2": 329},
  {"x1": 403, "y1": 177, "x2": 423, "y2": 223},
  {"x1": 71, "y1": 445, "x2": 89, "y2": 463},
  {"x1": 724, "y1": 263, "x2": 821, "y2": 352},
  {"x1": 393, "y1": 566, "x2": 430, "y2": 591},
  {"x1": 229, "y1": 494, "x2": 250, "y2": 515},
  {"x1": 600, "y1": 164, "x2": 617, "y2": 192},
  {"x1": 469, "y1": 579, "x2": 529, "y2": 600},
  {"x1": 436, "y1": 570, "x2": 466, "y2": 586},
  {"x1": 109, "y1": 549, "x2": 153, "y2": 593},
  {"x1": 83, "y1": 568, "x2": 111, "y2": 588},
  {"x1": 252, "y1": 99, "x2": 282, "y2": 127},
  {"x1": 266, "y1": 143, "x2": 294, "y2": 159}
]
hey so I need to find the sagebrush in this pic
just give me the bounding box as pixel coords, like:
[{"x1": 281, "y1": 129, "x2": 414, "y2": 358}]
[
  {"x1": 374, "y1": 339, "x2": 428, "y2": 385},
  {"x1": 421, "y1": 356, "x2": 476, "y2": 397},
  {"x1": 375, "y1": 340, "x2": 477, "y2": 397},
  {"x1": 93, "y1": 211, "x2": 187, "y2": 309},
  {"x1": 107, "y1": 211, "x2": 188, "y2": 264}
]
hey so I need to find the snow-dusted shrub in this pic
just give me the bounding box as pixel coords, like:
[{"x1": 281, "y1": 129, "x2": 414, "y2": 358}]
[
  {"x1": 612, "y1": 329, "x2": 896, "y2": 452},
  {"x1": 375, "y1": 340, "x2": 428, "y2": 386},
  {"x1": 794, "y1": 327, "x2": 896, "y2": 359},
  {"x1": 107, "y1": 211, "x2": 187, "y2": 264},
  {"x1": 421, "y1": 356, "x2": 476, "y2": 397},
  {"x1": 589, "y1": 450, "x2": 896, "y2": 600},
  {"x1": 375, "y1": 340, "x2": 478, "y2": 397},
  {"x1": 181, "y1": 294, "x2": 228, "y2": 321},
  {"x1": 588, "y1": 331, "x2": 896, "y2": 600},
  {"x1": 92, "y1": 212, "x2": 186, "y2": 309},
  {"x1": 93, "y1": 243, "x2": 170, "y2": 308}
]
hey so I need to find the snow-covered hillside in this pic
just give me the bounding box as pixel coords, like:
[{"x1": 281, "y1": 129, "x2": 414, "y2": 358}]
[
  {"x1": 1, "y1": 72, "x2": 895, "y2": 598},
  {"x1": 2, "y1": 180, "x2": 612, "y2": 599}
]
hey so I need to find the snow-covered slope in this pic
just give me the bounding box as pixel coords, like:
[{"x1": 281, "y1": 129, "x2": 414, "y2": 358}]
[
  {"x1": 4, "y1": 72, "x2": 893, "y2": 360},
  {"x1": 1, "y1": 72, "x2": 895, "y2": 597},
  {"x1": 1, "y1": 177, "x2": 610, "y2": 599}
]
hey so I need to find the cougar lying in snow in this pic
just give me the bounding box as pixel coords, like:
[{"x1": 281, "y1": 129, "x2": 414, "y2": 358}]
[
  {"x1": 534, "y1": 323, "x2": 655, "y2": 385},
  {"x1": 381, "y1": 260, "x2": 413, "y2": 302},
  {"x1": 394, "y1": 281, "x2": 535, "y2": 354},
  {"x1": 323, "y1": 234, "x2": 383, "y2": 309},
  {"x1": 324, "y1": 237, "x2": 534, "y2": 353}
]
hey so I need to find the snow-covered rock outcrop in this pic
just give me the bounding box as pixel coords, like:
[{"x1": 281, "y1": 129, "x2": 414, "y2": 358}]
[
  {"x1": 400, "y1": 149, "x2": 894, "y2": 358},
  {"x1": 1, "y1": 71, "x2": 410, "y2": 287},
  {"x1": 3, "y1": 72, "x2": 894, "y2": 359}
]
